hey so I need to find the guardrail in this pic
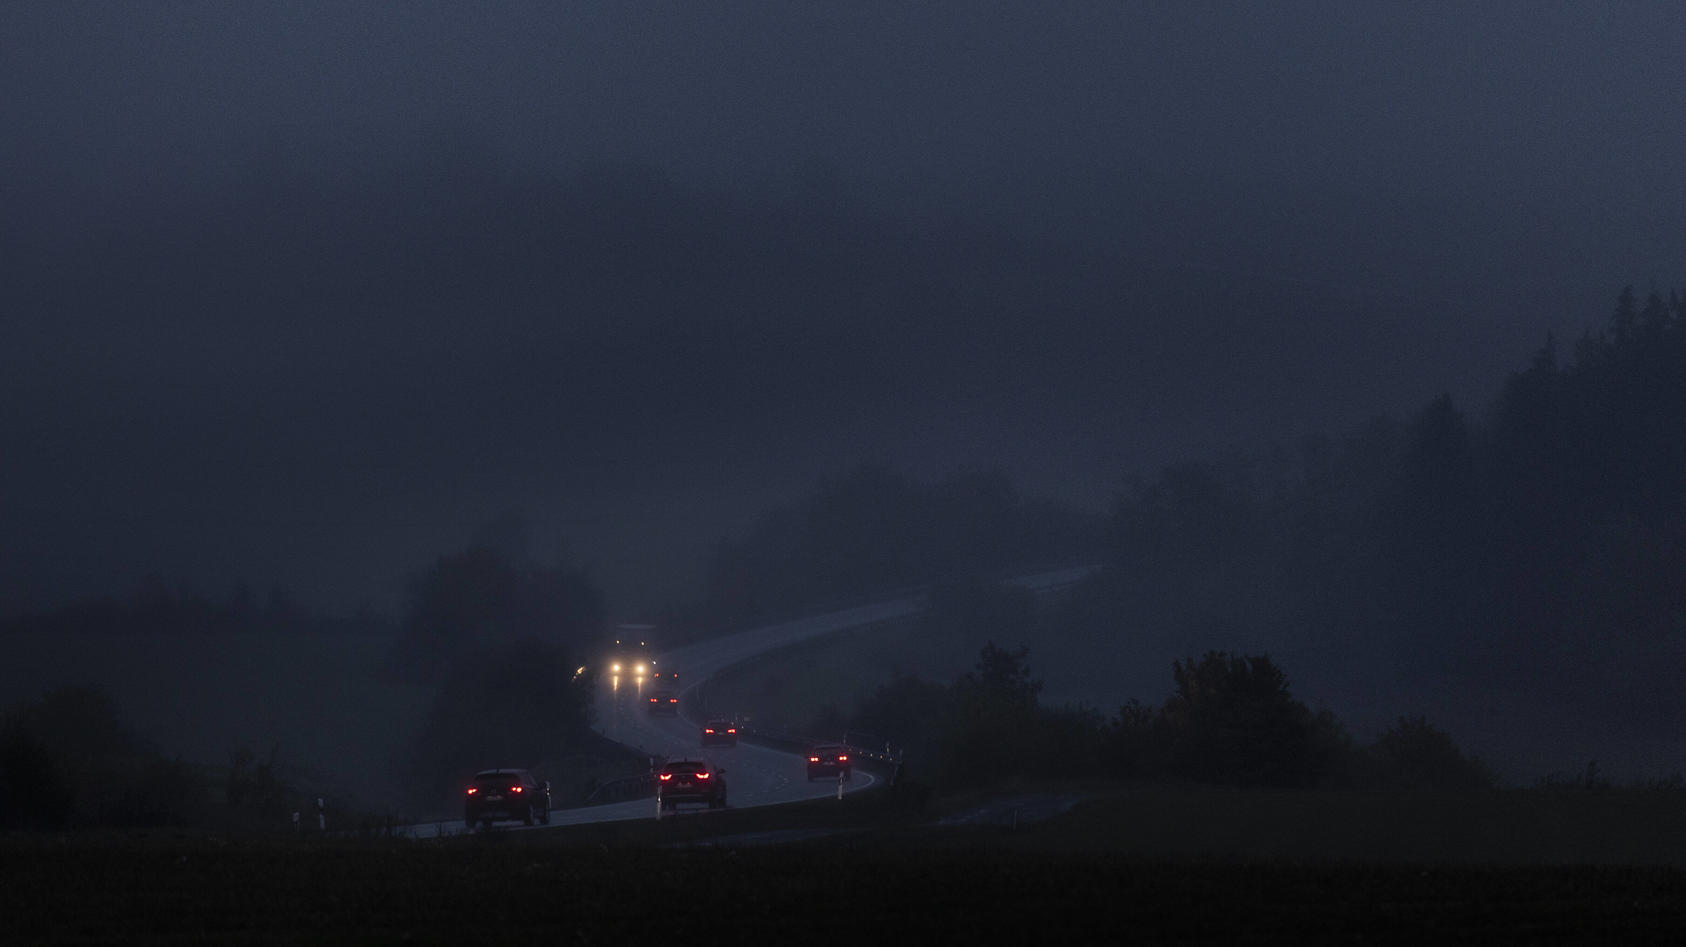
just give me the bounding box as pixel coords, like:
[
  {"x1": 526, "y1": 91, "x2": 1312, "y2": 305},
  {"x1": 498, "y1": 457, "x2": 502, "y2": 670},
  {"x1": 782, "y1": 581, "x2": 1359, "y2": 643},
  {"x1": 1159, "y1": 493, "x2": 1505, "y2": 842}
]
[
  {"x1": 715, "y1": 721, "x2": 902, "y2": 779},
  {"x1": 582, "y1": 772, "x2": 658, "y2": 805}
]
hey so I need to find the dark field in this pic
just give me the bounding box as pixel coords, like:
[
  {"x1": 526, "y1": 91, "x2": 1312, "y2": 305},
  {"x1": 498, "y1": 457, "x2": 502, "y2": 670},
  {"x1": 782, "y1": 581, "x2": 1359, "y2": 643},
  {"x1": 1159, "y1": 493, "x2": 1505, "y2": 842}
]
[
  {"x1": 8, "y1": 837, "x2": 1685, "y2": 944},
  {"x1": 8, "y1": 787, "x2": 1686, "y2": 944}
]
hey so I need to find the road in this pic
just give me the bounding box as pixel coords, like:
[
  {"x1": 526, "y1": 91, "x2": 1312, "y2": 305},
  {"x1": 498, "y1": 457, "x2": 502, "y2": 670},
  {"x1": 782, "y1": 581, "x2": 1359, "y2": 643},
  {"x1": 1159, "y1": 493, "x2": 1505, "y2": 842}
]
[{"x1": 404, "y1": 565, "x2": 1098, "y2": 837}]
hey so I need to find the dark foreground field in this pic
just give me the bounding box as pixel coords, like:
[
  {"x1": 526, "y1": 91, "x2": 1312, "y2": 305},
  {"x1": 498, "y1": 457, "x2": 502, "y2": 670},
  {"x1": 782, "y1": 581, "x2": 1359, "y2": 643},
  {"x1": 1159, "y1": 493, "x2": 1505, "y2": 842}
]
[{"x1": 8, "y1": 787, "x2": 1686, "y2": 944}]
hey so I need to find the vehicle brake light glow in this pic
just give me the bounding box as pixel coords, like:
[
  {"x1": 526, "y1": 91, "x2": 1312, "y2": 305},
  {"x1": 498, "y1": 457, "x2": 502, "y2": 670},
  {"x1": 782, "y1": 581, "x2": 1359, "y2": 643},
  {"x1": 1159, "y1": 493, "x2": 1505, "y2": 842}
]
[
  {"x1": 695, "y1": 772, "x2": 709, "y2": 779},
  {"x1": 704, "y1": 729, "x2": 715, "y2": 734},
  {"x1": 809, "y1": 757, "x2": 820, "y2": 763},
  {"x1": 466, "y1": 787, "x2": 478, "y2": 795},
  {"x1": 837, "y1": 755, "x2": 848, "y2": 762},
  {"x1": 659, "y1": 773, "x2": 672, "y2": 781},
  {"x1": 727, "y1": 728, "x2": 736, "y2": 734},
  {"x1": 511, "y1": 786, "x2": 522, "y2": 793}
]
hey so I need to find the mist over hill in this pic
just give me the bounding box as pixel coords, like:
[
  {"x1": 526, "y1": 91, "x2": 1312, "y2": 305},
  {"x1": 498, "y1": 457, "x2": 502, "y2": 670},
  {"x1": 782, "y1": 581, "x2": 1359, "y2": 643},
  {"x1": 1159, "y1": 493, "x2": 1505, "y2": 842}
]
[
  {"x1": 10, "y1": 3, "x2": 1686, "y2": 817},
  {"x1": 4, "y1": 158, "x2": 1572, "y2": 620}
]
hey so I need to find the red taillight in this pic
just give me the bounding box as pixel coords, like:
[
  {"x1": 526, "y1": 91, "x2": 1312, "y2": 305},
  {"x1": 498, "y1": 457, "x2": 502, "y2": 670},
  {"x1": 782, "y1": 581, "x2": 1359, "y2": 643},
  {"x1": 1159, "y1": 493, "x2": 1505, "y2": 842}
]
[
  {"x1": 511, "y1": 785, "x2": 523, "y2": 793},
  {"x1": 704, "y1": 728, "x2": 715, "y2": 734},
  {"x1": 466, "y1": 787, "x2": 478, "y2": 795},
  {"x1": 809, "y1": 757, "x2": 820, "y2": 763},
  {"x1": 659, "y1": 773, "x2": 672, "y2": 781},
  {"x1": 668, "y1": 697, "x2": 678, "y2": 703},
  {"x1": 649, "y1": 697, "x2": 658, "y2": 703},
  {"x1": 837, "y1": 755, "x2": 848, "y2": 762},
  {"x1": 695, "y1": 772, "x2": 710, "y2": 780},
  {"x1": 727, "y1": 728, "x2": 736, "y2": 734}
]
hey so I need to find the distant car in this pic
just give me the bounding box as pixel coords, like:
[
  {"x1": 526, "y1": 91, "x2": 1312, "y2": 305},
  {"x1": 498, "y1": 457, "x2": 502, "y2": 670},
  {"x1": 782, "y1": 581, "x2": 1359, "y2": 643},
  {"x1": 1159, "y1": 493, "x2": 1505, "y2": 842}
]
[
  {"x1": 604, "y1": 648, "x2": 652, "y2": 678},
  {"x1": 647, "y1": 691, "x2": 680, "y2": 715},
  {"x1": 806, "y1": 745, "x2": 852, "y2": 782},
  {"x1": 658, "y1": 759, "x2": 727, "y2": 809},
  {"x1": 700, "y1": 719, "x2": 738, "y2": 747},
  {"x1": 464, "y1": 769, "x2": 550, "y2": 828},
  {"x1": 603, "y1": 629, "x2": 656, "y2": 678},
  {"x1": 649, "y1": 669, "x2": 680, "y2": 684}
]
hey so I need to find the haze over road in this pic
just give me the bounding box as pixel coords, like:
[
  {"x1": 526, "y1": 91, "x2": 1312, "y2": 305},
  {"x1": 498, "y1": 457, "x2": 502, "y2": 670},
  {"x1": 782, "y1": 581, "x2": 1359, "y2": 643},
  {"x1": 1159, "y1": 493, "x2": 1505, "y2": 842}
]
[{"x1": 407, "y1": 567, "x2": 1094, "y2": 836}]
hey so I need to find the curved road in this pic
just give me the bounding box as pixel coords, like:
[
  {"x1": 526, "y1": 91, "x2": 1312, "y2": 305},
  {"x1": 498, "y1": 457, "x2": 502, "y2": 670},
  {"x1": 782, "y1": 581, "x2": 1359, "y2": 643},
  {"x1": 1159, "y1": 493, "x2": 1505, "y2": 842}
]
[{"x1": 405, "y1": 566, "x2": 1096, "y2": 838}]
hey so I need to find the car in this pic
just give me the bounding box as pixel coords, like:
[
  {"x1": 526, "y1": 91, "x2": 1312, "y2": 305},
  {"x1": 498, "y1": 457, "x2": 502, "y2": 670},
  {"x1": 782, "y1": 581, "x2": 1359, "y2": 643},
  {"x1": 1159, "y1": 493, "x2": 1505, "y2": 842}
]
[
  {"x1": 657, "y1": 759, "x2": 727, "y2": 809},
  {"x1": 700, "y1": 719, "x2": 738, "y2": 747},
  {"x1": 603, "y1": 632, "x2": 655, "y2": 679},
  {"x1": 647, "y1": 691, "x2": 680, "y2": 715},
  {"x1": 464, "y1": 769, "x2": 550, "y2": 828},
  {"x1": 806, "y1": 745, "x2": 852, "y2": 782},
  {"x1": 649, "y1": 669, "x2": 680, "y2": 684}
]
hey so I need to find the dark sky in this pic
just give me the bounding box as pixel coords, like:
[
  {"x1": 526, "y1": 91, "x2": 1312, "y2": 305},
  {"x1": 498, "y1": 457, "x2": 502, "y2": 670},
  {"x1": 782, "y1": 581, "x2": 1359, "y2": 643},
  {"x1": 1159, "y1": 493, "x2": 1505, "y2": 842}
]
[{"x1": 6, "y1": 2, "x2": 1684, "y2": 616}]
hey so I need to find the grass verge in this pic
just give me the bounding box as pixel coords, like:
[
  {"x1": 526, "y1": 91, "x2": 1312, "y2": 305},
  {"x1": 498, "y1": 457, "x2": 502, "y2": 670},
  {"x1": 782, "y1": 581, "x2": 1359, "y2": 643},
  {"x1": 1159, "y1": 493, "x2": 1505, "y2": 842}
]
[{"x1": 9, "y1": 783, "x2": 1686, "y2": 943}]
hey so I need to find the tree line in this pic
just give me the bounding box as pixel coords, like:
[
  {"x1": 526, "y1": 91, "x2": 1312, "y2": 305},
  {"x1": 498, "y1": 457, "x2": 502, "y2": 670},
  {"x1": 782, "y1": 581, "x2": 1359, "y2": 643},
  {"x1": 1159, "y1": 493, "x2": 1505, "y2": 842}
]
[
  {"x1": 2, "y1": 685, "x2": 243, "y2": 830},
  {"x1": 794, "y1": 285, "x2": 1686, "y2": 792},
  {"x1": 10, "y1": 283, "x2": 1681, "y2": 822},
  {"x1": 1, "y1": 540, "x2": 612, "y2": 826},
  {"x1": 820, "y1": 587, "x2": 1492, "y2": 795},
  {"x1": 1069, "y1": 285, "x2": 1686, "y2": 753}
]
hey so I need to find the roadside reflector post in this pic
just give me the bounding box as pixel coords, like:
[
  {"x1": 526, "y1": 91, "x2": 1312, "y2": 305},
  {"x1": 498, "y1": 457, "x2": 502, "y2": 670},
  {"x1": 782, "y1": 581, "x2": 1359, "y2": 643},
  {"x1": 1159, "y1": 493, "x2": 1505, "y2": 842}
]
[
  {"x1": 837, "y1": 771, "x2": 844, "y2": 800},
  {"x1": 655, "y1": 786, "x2": 663, "y2": 821}
]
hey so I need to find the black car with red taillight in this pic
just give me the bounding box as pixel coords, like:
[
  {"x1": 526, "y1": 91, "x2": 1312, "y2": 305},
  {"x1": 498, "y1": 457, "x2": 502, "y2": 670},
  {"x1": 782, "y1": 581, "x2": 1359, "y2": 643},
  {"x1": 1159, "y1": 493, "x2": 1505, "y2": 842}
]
[
  {"x1": 657, "y1": 759, "x2": 727, "y2": 809},
  {"x1": 806, "y1": 745, "x2": 852, "y2": 782},
  {"x1": 464, "y1": 769, "x2": 551, "y2": 828},
  {"x1": 700, "y1": 719, "x2": 738, "y2": 747},
  {"x1": 647, "y1": 691, "x2": 680, "y2": 715}
]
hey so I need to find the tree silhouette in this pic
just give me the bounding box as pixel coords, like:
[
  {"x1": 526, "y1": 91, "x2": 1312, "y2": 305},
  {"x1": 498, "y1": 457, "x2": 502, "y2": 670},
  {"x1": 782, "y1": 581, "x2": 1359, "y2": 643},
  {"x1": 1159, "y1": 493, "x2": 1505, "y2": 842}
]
[
  {"x1": 0, "y1": 686, "x2": 204, "y2": 828},
  {"x1": 403, "y1": 638, "x2": 593, "y2": 811},
  {"x1": 1363, "y1": 715, "x2": 1492, "y2": 791},
  {"x1": 390, "y1": 545, "x2": 602, "y2": 684},
  {"x1": 936, "y1": 641, "x2": 1053, "y2": 787},
  {"x1": 1160, "y1": 651, "x2": 1338, "y2": 788}
]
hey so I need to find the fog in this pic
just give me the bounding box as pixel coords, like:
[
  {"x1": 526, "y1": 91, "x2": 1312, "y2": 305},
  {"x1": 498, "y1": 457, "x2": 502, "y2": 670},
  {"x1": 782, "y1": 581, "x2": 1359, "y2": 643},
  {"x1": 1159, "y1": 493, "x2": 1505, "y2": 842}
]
[{"x1": 6, "y1": 4, "x2": 1686, "y2": 802}]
